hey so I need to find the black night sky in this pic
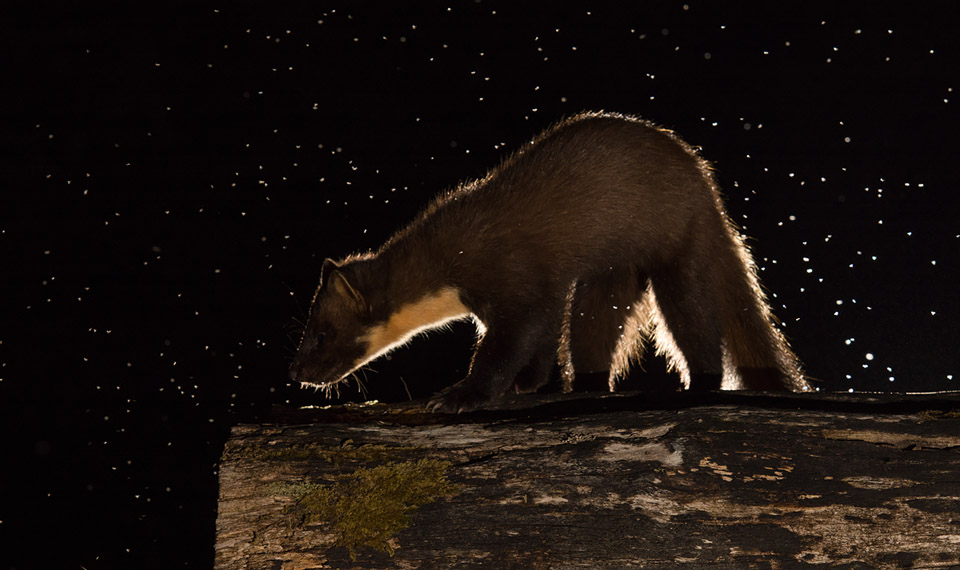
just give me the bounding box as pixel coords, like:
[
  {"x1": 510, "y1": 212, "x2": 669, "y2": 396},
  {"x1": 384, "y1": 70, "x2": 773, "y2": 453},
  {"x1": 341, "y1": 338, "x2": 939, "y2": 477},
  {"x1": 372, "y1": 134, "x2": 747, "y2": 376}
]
[{"x1": 3, "y1": 1, "x2": 958, "y2": 568}]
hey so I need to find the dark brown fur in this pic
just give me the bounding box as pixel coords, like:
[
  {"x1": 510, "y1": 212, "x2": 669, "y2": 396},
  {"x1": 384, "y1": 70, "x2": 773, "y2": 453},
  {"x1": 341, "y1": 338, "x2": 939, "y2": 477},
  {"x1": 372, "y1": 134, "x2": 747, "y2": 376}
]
[{"x1": 290, "y1": 111, "x2": 807, "y2": 412}]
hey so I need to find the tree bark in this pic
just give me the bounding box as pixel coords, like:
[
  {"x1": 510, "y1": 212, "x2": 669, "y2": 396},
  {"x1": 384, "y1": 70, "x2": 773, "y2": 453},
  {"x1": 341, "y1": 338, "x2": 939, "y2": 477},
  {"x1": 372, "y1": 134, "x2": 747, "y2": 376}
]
[{"x1": 215, "y1": 391, "x2": 960, "y2": 569}]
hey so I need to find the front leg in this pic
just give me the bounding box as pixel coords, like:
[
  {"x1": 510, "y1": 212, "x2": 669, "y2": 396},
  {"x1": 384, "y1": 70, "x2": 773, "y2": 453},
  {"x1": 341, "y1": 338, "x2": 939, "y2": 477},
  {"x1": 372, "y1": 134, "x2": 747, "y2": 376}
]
[{"x1": 428, "y1": 319, "x2": 552, "y2": 413}]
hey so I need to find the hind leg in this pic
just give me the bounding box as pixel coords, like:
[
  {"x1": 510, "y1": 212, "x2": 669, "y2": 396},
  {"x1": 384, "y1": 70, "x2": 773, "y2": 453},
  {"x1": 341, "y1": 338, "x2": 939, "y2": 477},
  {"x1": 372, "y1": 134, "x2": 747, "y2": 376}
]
[
  {"x1": 649, "y1": 260, "x2": 725, "y2": 392},
  {"x1": 570, "y1": 269, "x2": 634, "y2": 374},
  {"x1": 569, "y1": 267, "x2": 651, "y2": 389},
  {"x1": 510, "y1": 337, "x2": 557, "y2": 394}
]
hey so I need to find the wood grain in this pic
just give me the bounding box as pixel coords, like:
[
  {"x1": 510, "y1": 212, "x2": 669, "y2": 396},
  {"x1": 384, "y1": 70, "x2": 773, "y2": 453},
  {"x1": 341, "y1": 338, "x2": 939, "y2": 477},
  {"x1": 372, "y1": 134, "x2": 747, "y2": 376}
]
[{"x1": 215, "y1": 391, "x2": 960, "y2": 569}]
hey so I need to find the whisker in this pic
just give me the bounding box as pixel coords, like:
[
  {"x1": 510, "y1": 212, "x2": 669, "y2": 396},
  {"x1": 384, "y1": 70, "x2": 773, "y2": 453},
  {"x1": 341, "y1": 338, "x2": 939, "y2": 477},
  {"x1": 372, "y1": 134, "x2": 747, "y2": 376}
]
[
  {"x1": 354, "y1": 373, "x2": 369, "y2": 400},
  {"x1": 283, "y1": 312, "x2": 307, "y2": 357},
  {"x1": 326, "y1": 379, "x2": 340, "y2": 400},
  {"x1": 398, "y1": 376, "x2": 413, "y2": 401}
]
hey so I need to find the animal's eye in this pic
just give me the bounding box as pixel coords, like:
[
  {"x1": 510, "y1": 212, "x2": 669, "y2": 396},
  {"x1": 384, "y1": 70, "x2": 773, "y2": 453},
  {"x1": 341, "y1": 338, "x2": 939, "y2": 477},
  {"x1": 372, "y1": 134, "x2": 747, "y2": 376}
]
[{"x1": 316, "y1": 333, "x2": 327, "y2": 347}]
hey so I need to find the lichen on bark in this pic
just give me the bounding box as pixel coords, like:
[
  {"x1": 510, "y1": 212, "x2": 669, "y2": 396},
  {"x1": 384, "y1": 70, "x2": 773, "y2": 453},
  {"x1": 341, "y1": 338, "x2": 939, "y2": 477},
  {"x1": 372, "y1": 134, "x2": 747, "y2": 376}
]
[{"x1": 289, "y1": 458, "x2": 459, "y2": 559}]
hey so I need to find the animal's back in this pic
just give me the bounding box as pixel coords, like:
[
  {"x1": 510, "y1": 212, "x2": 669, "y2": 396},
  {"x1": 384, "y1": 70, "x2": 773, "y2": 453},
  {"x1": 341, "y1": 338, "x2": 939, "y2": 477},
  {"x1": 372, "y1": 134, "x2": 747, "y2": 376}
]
[{"x1": 424, "y1": 112, "x2": 724, "y2": 282}]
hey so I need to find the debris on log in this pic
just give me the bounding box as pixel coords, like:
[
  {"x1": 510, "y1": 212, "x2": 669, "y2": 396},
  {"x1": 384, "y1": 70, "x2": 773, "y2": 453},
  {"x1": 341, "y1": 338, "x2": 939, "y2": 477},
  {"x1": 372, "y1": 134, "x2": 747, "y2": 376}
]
[{"x1": 215, "y1": 391, "x2": 960, "y2": 569}]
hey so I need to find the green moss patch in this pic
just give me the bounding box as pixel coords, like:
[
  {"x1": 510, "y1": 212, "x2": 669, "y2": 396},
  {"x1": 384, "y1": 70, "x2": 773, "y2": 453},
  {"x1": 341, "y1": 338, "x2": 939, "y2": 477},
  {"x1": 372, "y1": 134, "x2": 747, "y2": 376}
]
[
  {"x1": 264, "y1": 480, "x2": 324, "y2": 499},
  {"x1": 291, "y1": 459, "x2": 458, "y2": 559}
]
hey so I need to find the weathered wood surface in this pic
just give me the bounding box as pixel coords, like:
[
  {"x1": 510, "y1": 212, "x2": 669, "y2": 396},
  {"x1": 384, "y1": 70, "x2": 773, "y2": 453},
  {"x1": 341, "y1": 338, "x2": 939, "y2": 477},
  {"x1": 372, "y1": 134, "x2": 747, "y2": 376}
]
[{"x1": 215, "y1": 391, "x2": 960, "y2": 569}]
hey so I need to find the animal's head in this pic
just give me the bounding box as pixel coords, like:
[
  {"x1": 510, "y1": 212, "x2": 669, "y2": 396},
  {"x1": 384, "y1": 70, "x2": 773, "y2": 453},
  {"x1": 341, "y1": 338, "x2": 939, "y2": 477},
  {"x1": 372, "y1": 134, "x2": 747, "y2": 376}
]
[{"x1": 289, "y1": 258, "x2": 372, "y2": 393}]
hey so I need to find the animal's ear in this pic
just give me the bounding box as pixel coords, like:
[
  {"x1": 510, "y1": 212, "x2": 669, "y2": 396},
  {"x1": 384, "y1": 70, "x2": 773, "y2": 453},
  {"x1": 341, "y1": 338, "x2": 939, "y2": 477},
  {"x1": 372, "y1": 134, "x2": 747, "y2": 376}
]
[
  {"x1": 328, "y1": 268, "x2": 365, "y2": 309},
  {"x1": 320, "y1": 258, "x2": 365, "y2": 308},
  {"x1": 320, "y1": 258, "x2": 340, "y2": 286}
]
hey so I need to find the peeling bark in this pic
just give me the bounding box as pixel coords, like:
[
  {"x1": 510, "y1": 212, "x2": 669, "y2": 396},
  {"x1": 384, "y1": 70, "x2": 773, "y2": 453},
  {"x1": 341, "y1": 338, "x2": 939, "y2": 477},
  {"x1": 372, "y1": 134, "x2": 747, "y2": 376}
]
[{"x1": 215, "y1": 391, "x2": 960, "y2": 569}]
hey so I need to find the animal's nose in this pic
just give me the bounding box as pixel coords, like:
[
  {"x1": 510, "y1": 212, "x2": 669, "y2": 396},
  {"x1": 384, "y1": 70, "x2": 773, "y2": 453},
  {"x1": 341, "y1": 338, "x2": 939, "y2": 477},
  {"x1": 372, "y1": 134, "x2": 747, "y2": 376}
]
[{"x1": 288, "y1": 366, "x2": 300, "y2": 382}]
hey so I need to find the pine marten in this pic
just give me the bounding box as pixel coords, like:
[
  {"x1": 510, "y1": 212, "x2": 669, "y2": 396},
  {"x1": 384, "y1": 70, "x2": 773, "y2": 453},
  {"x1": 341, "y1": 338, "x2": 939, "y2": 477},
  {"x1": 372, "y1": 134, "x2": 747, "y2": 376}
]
[{"x1": 289, "y1": 111, "x2": 807, "y2": 412}]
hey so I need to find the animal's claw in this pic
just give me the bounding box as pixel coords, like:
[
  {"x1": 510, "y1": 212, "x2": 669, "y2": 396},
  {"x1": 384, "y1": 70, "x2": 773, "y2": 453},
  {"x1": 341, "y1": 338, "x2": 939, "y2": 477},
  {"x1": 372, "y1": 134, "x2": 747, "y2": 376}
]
[{"x1": 427, "y1": 385, "x2": 486, "y2": 414}]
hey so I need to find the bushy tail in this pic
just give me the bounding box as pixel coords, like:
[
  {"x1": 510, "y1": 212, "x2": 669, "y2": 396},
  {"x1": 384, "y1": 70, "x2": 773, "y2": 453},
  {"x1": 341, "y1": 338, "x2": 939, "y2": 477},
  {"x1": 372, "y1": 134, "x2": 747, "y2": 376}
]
[{"x1": 565, "y1": 267, "x2": 655, "y2": 392}]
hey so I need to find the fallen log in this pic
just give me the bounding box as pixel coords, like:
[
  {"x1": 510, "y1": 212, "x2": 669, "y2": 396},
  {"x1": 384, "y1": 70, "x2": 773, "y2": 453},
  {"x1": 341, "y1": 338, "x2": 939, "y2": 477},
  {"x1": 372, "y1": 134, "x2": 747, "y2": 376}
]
[{"x1": 215, "y1": 391, "x2": 960, "y2": 569}]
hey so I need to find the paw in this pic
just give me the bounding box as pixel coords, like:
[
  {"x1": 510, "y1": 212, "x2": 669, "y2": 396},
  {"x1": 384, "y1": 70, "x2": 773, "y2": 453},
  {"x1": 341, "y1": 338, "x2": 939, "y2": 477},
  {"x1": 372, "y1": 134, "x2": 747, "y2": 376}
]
[
  {"x1": 509, "y1": 373, "x2": 546, "y2": 395},
  {"x1": 510, "y1": 376, "x2": 548, "y2": 395},
  {"x1": 426, "y1": 385, "x2": 488, "y2": 414}
]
